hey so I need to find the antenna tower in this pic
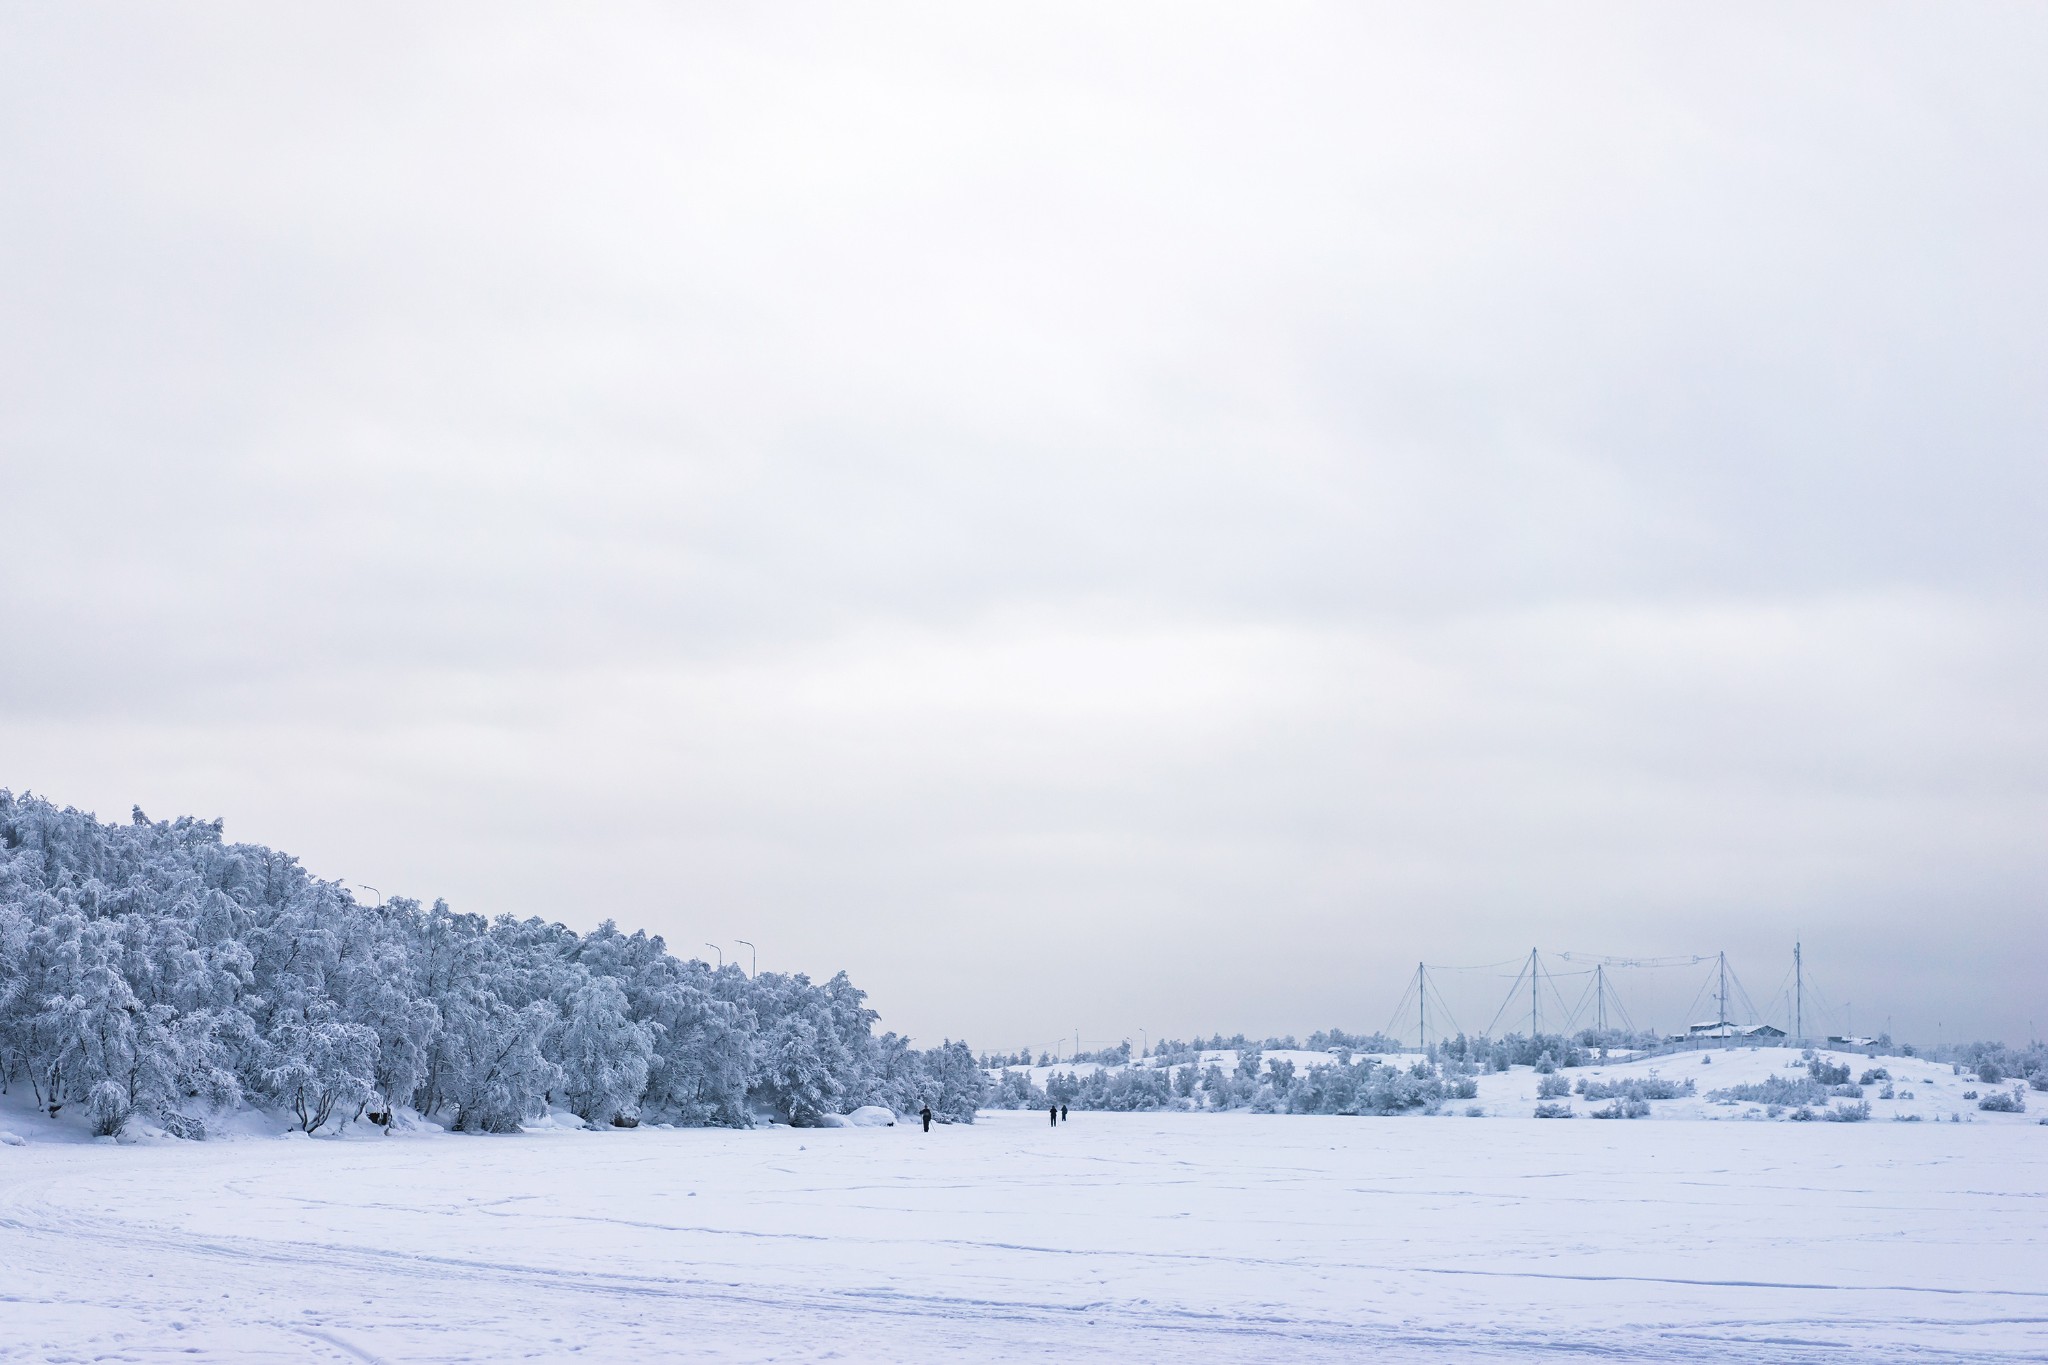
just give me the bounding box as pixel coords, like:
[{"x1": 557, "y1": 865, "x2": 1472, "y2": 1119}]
[
  {"x1": 1794, "y1": 942, "x2": 1803, "y2": 1043},
  {"x1": 1416, "y1": 962, "x2": 1429, "y2": 1050}
]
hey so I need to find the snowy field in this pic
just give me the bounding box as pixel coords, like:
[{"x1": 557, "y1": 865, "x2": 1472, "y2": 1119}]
[{"x1": 3, "y1": 1103, "x2": 2045, "y2": 1362}]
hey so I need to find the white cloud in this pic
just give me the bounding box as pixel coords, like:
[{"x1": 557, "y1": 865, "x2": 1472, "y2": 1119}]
[{"x1": 2, "y1": 3, "x2": 2043, "y2": 1044}]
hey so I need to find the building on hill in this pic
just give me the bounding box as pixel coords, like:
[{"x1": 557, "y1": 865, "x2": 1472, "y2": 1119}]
[{"x1": 1676, "y1": 1021, "x2": 1787, "y2": 1041}]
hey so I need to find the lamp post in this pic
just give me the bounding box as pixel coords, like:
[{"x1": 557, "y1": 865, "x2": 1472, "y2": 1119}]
[
  {"x1": 705, "y1": 944, "x2": 722, "y2": 969},
  {"x1": 736, "y1": 939, "x2": 756, "y2": 977},
  {"x1": 357, "y1": 884, "x2": 381, "y2": 908}
]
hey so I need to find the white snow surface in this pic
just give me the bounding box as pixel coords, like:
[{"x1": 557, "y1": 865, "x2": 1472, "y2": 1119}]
[{"x1": 3, "y1": 1084, "x2": 2045, "y2": 1360}]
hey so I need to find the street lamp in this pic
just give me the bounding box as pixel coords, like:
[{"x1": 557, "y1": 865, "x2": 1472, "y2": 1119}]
[
  {"x1": 357, "y1": 884, "x2": 382, "y2": 908},
  {"x1": 735, "y1": 939, "x2": 756, "y2": 977},
  {"x1": 705, "y1": 944, "x2": 723, "y2": 969}
]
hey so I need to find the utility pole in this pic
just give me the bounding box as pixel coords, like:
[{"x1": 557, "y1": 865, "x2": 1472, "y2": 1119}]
[
  {"x1": 1718, "y1": 951, "x2": 1729, "y2": 1026},
  {"x1": 1794, "y1": 942, "x2": 1803, "y2": 1043},
  {"x1": 1595, "y1": 964, "x2": 1608, "y2": 1035},
  {"x1": 1530, "y1": 948, "x2": 1541, "y2": 1037}
]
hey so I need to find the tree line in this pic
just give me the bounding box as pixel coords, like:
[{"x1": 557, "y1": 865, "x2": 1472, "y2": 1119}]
[
  {"x1": 987, "y1": 1030, "x2": 1678, "y2": 1115},
  {"x1": 0, "y1": 792, "x2": 986, "y2": 1137}
]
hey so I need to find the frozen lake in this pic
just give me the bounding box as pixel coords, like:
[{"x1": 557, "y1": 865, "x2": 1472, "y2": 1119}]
[{"x1": 2, "y1": 1110, "x2": 2044, "y2": 1361}]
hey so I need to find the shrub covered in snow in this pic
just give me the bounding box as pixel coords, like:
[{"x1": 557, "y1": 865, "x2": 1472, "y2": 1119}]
[
  {"x1": 1824, "y1": 1101, "x2": 1871, "y2": 1122},
  {"x1": 1979, "y1": 1088, "x2": 2027, "y2": 1113},
  {"x1": 1590, "y1": 1097, "x2": 1650, "y2": 1119},
  {"x1": 1532, "y1": 1102, "x2": 1573, "y2": 1118},
  {"x1": 1577, "y1": 1074, "x2": 1694, "y2": 1102},
  {"x1": 1939, "y1": 1041, "x2": 2046, "y2": 1091},
  {"x1": 1709, "y1": 1075, "x2": 1826, "y2": 1108},
  {"x1": 1288, "y1": 1057, "x2": 1462, "y2": 1115},
  {"x1": 1535, "y1": 1073, "x2": 1572, "y2": 1099},
  {"x1": 1433, "y1": 1031, "x2": 1592, "y2": 1072},
  {"x1": 1807, "y1": 1058, "x2": 1852, "y2": 1086}
]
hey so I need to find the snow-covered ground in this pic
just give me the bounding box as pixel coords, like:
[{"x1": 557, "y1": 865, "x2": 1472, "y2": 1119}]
[{"x1": 3, "y1": 1091, "x2": 2044, "y2": 1361}]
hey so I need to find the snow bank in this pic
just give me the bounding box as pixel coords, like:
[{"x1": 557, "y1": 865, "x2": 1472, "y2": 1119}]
[{"x1": 844, "y1": 1105, "x2": 897, "y2": 1126}]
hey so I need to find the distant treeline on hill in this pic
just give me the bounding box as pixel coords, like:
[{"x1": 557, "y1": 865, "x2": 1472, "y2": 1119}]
[
  {"x1": 988, "y1": 1030, "x2": 2048, "y2": 1116},
  {"x1": 986, "y1": 1031, "x2": 1616, "y2": 1115},
  {"x1": 0, "y1": 791, "x2": 986, "y2": 1138},
  {"x1": 979, "y1": 1028, "x2": 1408, "y2": 1070}
]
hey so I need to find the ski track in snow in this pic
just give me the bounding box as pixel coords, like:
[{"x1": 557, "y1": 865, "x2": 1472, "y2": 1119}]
[{"x1": 1, "y1": 1106, "x2": 2045, "y2": 1362}]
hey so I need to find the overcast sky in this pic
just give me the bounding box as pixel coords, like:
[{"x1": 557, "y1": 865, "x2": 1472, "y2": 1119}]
[{"x1": 2, "y1": 4, "x2": 2043, "y2": 1049}]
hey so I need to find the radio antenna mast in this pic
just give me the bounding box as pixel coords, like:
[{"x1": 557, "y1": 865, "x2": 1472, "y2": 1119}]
[
  {"x1": 1417, "y1": 962, "x2": 1429, "y2": 1050},
  {"x1": 1794, "y1": 942, "x2": 1804, "y2": 1043}
]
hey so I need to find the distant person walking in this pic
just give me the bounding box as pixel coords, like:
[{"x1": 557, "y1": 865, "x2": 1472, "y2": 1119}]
[
  {"x1": 1049, "y1": 1103, "x2": 1058, "y2": 1127},
  {"x1": 1060, "y1": 1104, "x2": 1068, "y2": 1123},
  {"x1": 920, "y1": 1104, "x2": 932, "y2": 1133}
]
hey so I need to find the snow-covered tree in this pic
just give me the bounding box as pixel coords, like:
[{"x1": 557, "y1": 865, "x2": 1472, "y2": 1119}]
[
  {"x1": 550, "y1": 973, "x2": 653, "y2": 1124},
  {"x1": 435, "y1": 993, "x2": 560, "y2": 1134},
  {"x1": 263, "y1": 997, "x2": 378, "y2": 1132},
  {"x1": 0, "y1": 789, "x2": 965, "y2": 1137}
]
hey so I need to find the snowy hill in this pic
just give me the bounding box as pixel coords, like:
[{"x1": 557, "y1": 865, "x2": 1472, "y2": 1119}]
[
  {"x1": 1465, "y1": 1044, "x2": 2031, "y2": 1122},
  {"x1": 995, "y1": 1043, "x2": 2043, "y2": 1124}
]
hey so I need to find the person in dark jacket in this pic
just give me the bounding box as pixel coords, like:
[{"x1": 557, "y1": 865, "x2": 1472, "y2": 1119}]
[
  {"x1": 1060, "y1": 1104, "x2": 1068, "y2": 1123},
  {"x1": 920, "y1": 1104, "x2": 933, "y2": 1132},
  {"x1": 1049, "y1": 1103, "x2": 1057, "y2": 1127}
]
